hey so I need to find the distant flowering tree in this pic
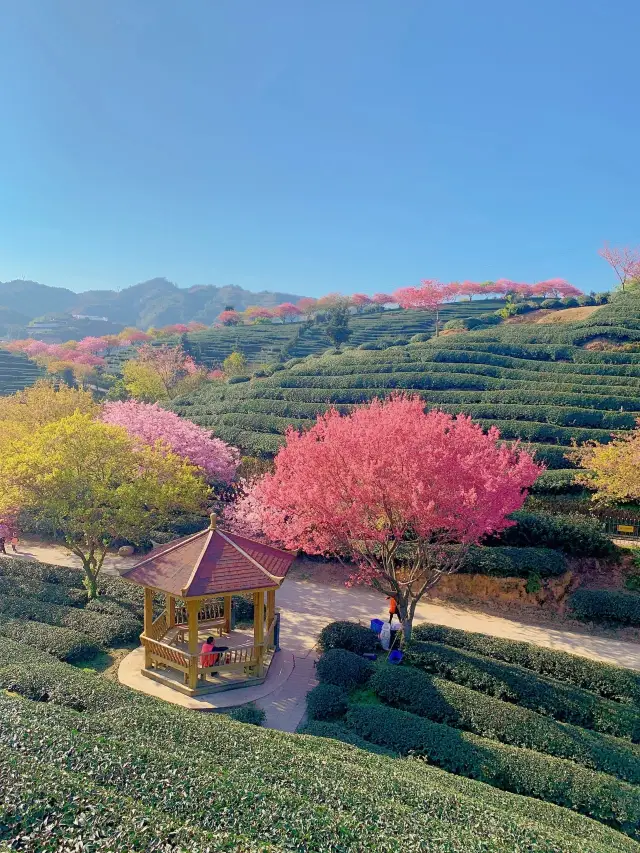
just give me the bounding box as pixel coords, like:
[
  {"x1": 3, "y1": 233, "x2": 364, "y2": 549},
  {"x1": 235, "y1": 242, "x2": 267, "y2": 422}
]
[
  {"x1": 393, "y1": 280, "x2": 453, "y2": 336},
  {"x1": 372, "y1": 293, "x2": 394, "y2": 306},
  {"x1": 350, "y1": 293, "x2": 373, "y2": 312},
  {"x1": 273, "y1": 302, "x2": 303, "y2": 323},
  {"x1": 229, "y1": 395, "x2": 541, "y2": 639},
  {"x1": 123, "y1": 344, "x2": 205, "y2": 401},
  {"x1": 102, "y1": 400, "x2": 240, "y2": 483},
  {"x1": 219, "y1": 310, "x2": 242, "y2": 326},
  {"x1": 244, "y1": 306, "x2": 274, "y2": 324},
  {"x1": 599, "y1": 243, "x2": 640, "y2": 292},
  {"x1": 296, "y1": 297, "x2": 318, "y2": 319}
]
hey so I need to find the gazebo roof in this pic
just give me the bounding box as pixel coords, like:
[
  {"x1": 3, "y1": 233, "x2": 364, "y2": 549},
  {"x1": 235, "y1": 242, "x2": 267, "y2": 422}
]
[{"x1": 121, "y1": 517, "x2": 296, "y2": 598}]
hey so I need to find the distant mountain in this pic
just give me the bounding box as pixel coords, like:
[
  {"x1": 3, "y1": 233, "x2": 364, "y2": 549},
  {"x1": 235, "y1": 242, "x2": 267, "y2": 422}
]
[{"x1": 0, "y1": 278, "x2": 303, "y2": 330}]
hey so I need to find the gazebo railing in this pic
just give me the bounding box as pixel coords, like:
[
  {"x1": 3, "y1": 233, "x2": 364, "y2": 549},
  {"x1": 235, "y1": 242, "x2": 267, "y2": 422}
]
[
  {"x1": 147, "y1": 613, "x2": 168, "y2": 641},
  {"x1": 141, "y1": 634, "x2": 266, "y2": 681},
  {"x1": 142, "y1": 636, "x2": 191, "y2": 672},
  {"x1": 174, "y1": 600, "x2": 224, "y2": 626}
]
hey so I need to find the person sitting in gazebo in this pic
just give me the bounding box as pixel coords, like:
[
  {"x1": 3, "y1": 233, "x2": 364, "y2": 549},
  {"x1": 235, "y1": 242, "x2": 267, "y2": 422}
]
[{"x1": 201, "y1": 636, "x2": 228, "y2": 670}]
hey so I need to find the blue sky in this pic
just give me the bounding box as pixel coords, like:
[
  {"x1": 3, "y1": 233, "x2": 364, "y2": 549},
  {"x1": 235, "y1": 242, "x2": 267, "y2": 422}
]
[{"x1": 0, "y1": 0, "x2": 638, "y2": 297}]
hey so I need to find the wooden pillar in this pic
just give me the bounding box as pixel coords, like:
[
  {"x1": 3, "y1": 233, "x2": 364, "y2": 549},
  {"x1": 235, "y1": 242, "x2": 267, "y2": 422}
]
[
  {"x1": 143, "y1": 587, "x2": 154, "y2": 668},
  {"x1": 224, "y1": 594, "x2": 232, "y2": 635},
  {"x1": 187, "y1": 598, "x2": 200, "y2": 690},
  {"x1": 166, "y1": 595, "x2": 175, "y2": 628},
  {"x1": 253, "y1": 590, "x2": 265, "y2": 674},
  {"x1": 266, "y1": 589, "x2": 276, "y2": 650}
]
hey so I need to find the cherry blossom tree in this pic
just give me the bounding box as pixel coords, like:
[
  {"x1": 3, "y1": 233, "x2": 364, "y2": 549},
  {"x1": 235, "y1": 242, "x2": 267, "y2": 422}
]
[
  {"x1": 296, "y1": 297, "x2": 318, "y2": 319},
  {"x1": 273, "y1": 302, "x2": 303, "y2": 323},
  {"x1": 229, "y1": 395, "x2": 541, "y2": 639},
  {"x1": 102, "y1": 400, "x2": 240, "y2": 483},
  {"x1": 372, "y1": 293, "x2": 394, "y2": 306},
  {"x1": 219, "y1": 310, "x2": 242, "y2": 326},
  {"x1": 244, "y1": 306, "x2": 274, "y2": 323},
  {"x1": 350, "y1": 293, "x2": 373, "y2": 312},
  {"x1": 599, "y1": 242, "x2": 640, "y2": 292},
  {"x1": 392, "y1": 280, "x2": 453, "y2": 336}
]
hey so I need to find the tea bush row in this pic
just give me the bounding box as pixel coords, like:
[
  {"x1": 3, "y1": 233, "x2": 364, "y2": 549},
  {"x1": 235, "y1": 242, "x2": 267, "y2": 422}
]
[
  {"x1": 0, "y1": 618, "x2": 99, "y2": 662},
  {"x1": 411, "y1": 623, "x2": 640, "y2": 704},
  {"x1": 369, "y1": 665, "x2": 640, "y2": 783},
  {"x1": 404, "y1": 641, "x2": 640, "y2": 740},
  {"x1": 488, "y1": 511, "x2": 615, "y2": 557},
  {"x1": 344, "y1": 703, "x2": 640, "y2": 837},
  {"x1": 569, "y1": 590, "x2": 640, "y2": 627}
]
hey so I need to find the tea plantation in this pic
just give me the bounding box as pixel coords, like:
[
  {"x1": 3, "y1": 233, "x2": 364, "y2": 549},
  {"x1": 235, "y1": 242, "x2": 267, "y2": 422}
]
[
  {"x1": 303, "y1": 621, "x2": 640, "y2": 847},
  {"x1": 0, "y1": 558, "x2": 638, "y2": 852},
  {"x1": 170, "y1": 292, "x2": 640, "y2": 468},
  {"x1": 0, "y1": 348, "x2": 42, "y2": 394}
]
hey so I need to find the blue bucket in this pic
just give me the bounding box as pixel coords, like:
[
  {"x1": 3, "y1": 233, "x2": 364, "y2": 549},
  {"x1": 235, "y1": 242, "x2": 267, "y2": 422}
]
[
  {"x1": 370, "y1": 618, "x2": 384, "y2": 635},
  {"x1": 388, "y1": 650, "x2": 403, "y2": 664}
]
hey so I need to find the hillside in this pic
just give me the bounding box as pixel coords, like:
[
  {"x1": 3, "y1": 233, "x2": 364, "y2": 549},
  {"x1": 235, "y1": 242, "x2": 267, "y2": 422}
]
[
  {"x1": 0, "y1": 277, "x2": 302, "y2": 329},
  {"x1": 0, "y1": 349, "x2": 42, "y2": 395},
  {"x1": 170, "y1": 293, "x2": 640, "y2": 467}
]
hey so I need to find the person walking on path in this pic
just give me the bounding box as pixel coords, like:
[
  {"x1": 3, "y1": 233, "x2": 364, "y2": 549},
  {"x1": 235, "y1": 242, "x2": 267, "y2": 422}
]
[
  {"x1": 0, "y1": 537, "x2": 6, "y2": 555},
  {"x1": 387, "y1": 595, "x2": 400, "y2": 625},
  {"x1": 10, "y1": 535, "x2": 18, "y2": 553}
]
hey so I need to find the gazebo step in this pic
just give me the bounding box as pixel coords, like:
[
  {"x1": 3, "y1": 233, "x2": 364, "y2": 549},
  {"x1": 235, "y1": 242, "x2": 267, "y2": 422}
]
[{"x1": 143, "y1": 667, "x2": 267, "y2": 696}]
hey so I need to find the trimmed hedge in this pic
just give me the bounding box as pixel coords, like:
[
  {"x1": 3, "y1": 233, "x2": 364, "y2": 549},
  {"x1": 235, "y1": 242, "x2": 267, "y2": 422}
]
[
  {"x1": 489, "y1": 511, "x2": 616, "y2": 557},
  {"x1": 315, "y1": 648, "x2": 375, "y2": 690},
  {"x1": 1, "y1": 668, "x2": 636, "y2": 853},
  {"x1": 345, "y1": 704, "x2": 640, "y2": 838},
  {"x1": 569, "y1": 590, "x2": 640, "y2": 627},
  {"x1": 299, "y1": 720, "x2": 396, "y2": 755},
  {"x1": 0, "y1": 555, "x2": 85, "y2": 588},
  {"x1": 412, "y1": 623, "x2": 640, "y2": 705},
  {"x1": 306, "y1": 683, "x2": 349, "y2": 720},
  {"x1": 0, "y1": 618, "x2": 100, "y2": 663},
  {"x1": 369, "y1": 665, "x2": 640, "y2": 784},
  {"x1": 228, "y1": 703, "x2": 266, "y2": 726},
  {"x1": 0, "y1": 592, "x2": 142, "y2": 647},
  {"x1": 0, "y1": 574, "x2": 87, "y2": 607},
  {"x1": 404, "y1": 641, "x2": 640, "y2": 741},
  {"x1": 318, "y1": 620, "x2": 378, "y2": 655},
  {"x1": 460, "y1": 545, "x2": 567, "y2": 578}
]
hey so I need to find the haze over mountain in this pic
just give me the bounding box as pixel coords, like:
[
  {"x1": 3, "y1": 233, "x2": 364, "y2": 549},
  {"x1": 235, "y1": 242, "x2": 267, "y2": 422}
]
[{"x1": 0, "y1": 278, "x2": 302, "y2": 329}]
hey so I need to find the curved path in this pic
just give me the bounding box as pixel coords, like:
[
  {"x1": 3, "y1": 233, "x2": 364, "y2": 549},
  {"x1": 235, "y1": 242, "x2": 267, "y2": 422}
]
[{"x1": 8, "y1": 538, "x2": 640, "y2": 731}]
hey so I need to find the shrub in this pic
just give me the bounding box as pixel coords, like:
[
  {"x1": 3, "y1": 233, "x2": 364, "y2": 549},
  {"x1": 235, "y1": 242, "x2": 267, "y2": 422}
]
[
  {"x1": 569, "y1": 590, "x2": 640, "y2": 627},
  {"x1": 228, "y1": 703, "x2": 266, "y2": 726},
  {"x1": 344, "y1": 704, "x2": 640, "y2": 837},
  {"x1": 315, "y1": 649, "x2": 375, "y2": 690},
  {"x1": 459, "y1": 545, "x2": 567, "y2": 578},
  {"x1": 0, "y1": 556, "x2": 84, "y2": 588},
  {"x1": 412, "y1": 623, "x2": 640, "y2": 704},
  {"x1": 0, "y1": 618, "x2": 100, "y2": 663},
  {"x1": 369, "y1": 664, "x2": 640, "y2": 783},
  {"x1": 531, "y1": 469, "x2": 583, "y2": 494},
  {"x1": 404, "y1": 641, "x2": 640, "y2": 741},
  {"x1": 0, "y1": 574, "x2": 87, "y2": 607},
  {"x1": 299, "y1": 720, "x2": 396, "y2": 755},
  {"x1": 306, "y1": 683, "x2": 348, "y2": 720},
  {"x1": 488, "y1": 511, "x2": 616, "y2": 557},
  {"x1": 541, "y1": 299, "x2": 562, "y2": 309},
  {"x1": 0, "y1": 592, "x2": 142, "y2": 647},
  {"x1": 318, "y1": 621, "x2": 378, "y2": 655}
]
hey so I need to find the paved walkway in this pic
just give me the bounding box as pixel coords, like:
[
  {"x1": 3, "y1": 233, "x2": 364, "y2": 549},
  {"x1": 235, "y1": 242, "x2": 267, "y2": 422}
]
[{"x1": 8, "y1": 538, "x2": 640, "y2": 733}]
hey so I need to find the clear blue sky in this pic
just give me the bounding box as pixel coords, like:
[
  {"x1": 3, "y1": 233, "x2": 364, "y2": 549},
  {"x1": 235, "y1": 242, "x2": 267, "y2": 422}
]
[{"x1": 0, "y1": 0, "x2": 638, "y2": 297}]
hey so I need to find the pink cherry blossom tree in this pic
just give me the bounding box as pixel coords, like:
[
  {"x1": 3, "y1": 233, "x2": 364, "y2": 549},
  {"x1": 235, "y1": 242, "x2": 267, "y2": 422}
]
[
  {"x1": 372, "y1": 293, "x2": 394, "y2": 306},
  {"x1": 273, "y1": 302, "x2": 303, "y2": 323},
  {"x1": 296, "y1": 297, "x2": 318, "y2": 319},
  {"x1": 102, "y1": 400, "x2": 240, "y2": 483},
  {"x1": 599, "y1": 242, "x2": 640, "y2": 292},
  {"x1": 228, "y1": 395, "x2": 541, "y2": 639},
  {"x1": 350, "y1": 293, "x2": 373, "y2": 312},
  {"x1": 218, "y1": 310, "x2": 242, "y2": 326},
  {"x1": 392, "y1": 280, "x2": 453, "y2": 336}
]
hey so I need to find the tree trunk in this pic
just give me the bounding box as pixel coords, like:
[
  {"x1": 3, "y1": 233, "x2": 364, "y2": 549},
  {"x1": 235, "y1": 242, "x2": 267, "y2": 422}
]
[{"x1": 83, "y1": 563, "x2": 98, "y2": 599}]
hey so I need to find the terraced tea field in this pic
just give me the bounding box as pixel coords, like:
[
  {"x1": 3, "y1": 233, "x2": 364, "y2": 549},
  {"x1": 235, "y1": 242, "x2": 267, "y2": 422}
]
[
  {"x1": 0, "y1": 349, "x2": 42, "y2": 395},
  {"x1": 171, "y1": 294, "x2": 640, "y2": 468}
]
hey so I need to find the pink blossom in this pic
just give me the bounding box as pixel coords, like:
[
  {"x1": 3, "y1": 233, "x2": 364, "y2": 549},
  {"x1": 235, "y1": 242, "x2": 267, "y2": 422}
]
[{"x1": 101, "y1": 400, "x2": 240, "y2": 482}]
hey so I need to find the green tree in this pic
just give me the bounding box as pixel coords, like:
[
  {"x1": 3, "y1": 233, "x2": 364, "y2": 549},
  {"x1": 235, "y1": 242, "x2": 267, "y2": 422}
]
[
  {"x1": 223, "y1": 351, "x2": 248, "y2": 378},
  {"x1": 324, "y1": 300, "x2": 353, "y2": 350},
  {"x1": 0, "y1": 412, "x2": 209, "y2": 597}
]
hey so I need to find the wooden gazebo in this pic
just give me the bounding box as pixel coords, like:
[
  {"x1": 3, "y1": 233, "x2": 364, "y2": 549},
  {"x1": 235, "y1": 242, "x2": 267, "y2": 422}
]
[{"x1": 120, "y1": 514, "x2": 296, "y2": 696}]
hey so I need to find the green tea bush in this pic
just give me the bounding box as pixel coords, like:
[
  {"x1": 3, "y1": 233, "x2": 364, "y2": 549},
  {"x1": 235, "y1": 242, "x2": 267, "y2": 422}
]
[
  {"x1": 488, "y1": 511, "x2": 616, "y2": 557},
  {"x1": 404, "y1": 641, "x2": 640, "y2": 741},
  {"x1": 0, "y1": 592, "x2": 141, "y2": 647},
  {"x1": 460, "y1": 545, "x2": 567, "y2": 577},
  {"x1": 369, "y1": 665, "x2": 640, "y2": 783},
  {"x1": 315, "y1": 649, "x2": 375, "y2": 690},
  {"x1": 531, "y1": 469, "x2": 584, "y2": 494},
  {"x1": 0, "y1": 618, "x2": 100, "y2": 662},
  {"x1": 411, "y1": 623, "x2": 640, "y2": 704},
  {"x1": 344, "y1": 704, "x2": 640, "y2": 837},
  {"x1": 299, "y1": 720, "x2": 396, "y2": 755},
  {"x1": 0, "y1": 574, "x2": 87, "y2": 607},
  {"x1": 228, "y1": 702, "x2": 266, "y2": 726},
  {"x1": 569, "y1": 590, "x2": 640, "y2": 627},
  {"x1": 306, "y1": 683, "x2": 348, "y2": 720},
  {"x1": 0, "y1": 556, "x2": 84, "y2": 588},
  {"x1": 318, "y1": 620, "x2": 378, "y2": 654}
]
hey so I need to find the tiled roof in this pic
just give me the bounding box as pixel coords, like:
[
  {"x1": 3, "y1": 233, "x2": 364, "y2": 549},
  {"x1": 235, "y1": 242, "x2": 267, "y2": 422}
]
[{"x1": 120, "y1": 524, "x2": 296, "y2": 597}]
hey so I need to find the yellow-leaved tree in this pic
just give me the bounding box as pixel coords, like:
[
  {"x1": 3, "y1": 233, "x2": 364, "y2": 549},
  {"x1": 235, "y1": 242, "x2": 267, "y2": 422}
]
[
  {"x1": 0, "y1": 412, "x2": 209, "y2": 597},
  {"x1": 572, "y1": 427, "x2": 640, "y2": 504}
]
